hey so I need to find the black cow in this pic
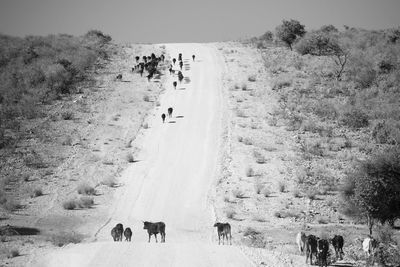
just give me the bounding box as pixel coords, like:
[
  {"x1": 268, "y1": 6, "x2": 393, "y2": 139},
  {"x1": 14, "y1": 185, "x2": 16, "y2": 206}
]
[
  {"x1": 111, "y1": 227, "x2": 119, "y2": 241},
  {"x1": 135, "y1": 56, "x2": 140, "y2": 62},
  {"x1": 124, "y1": 227, "x2": 132, "y2": 242},
  {"x1": 213, "y1": 222, "x2": 232, "y2": 245},
  {"x1": 173, "y1": 81, "x2": 177, "y2": 89},
  {"x1": 317, "y1": 238, "x2": 329, "y2": 267},
  {"x1": 161, "y1": 113, "x2": 166, "y2": 123},
  {"x1": 115, "y1": 223, "x2": 124, "y2": 241},
  {"x1": 331, "y1": 235, "x2": 344, "y2": 260},
  {"x1": 179, "y1": 61, "x2": 183, "y2": 70},
  {"x1": 172, "y1": 58, "x2": 176, "y2": 65},
  {"x1": 143, "y1": 56, "x2": 147, "y2": 63},
  {"x1": 178, "y1": 53, "x2": 182, "y2": 61},
  {"x1": 177, "y1": 71, "x2": 184, "y2": 83},
  {"x1": 192, "y1": 55, "x2": 195, "y2": 61},
  {"x1": 167, "y1": 107, "x2": 173, "y2": 118},
  {"x1": 143, "y1": 221, "x2": 166, "y2": 243},
  {"x1": 161, "y1": 54, "x2": 165, "y2": 61},
  {"x1": 305, "y1": 234, "x2": 318, "y2": 265}
]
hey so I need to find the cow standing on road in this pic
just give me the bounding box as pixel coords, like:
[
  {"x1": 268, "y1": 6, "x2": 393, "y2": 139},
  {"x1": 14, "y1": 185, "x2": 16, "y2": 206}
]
[
  {"x1": 124, "y1": 227, "x2": 132, "y2": 242},
  {"x1": 173, "y1": 81, "x2": 177, "y2": 89},
  {"x1": 143, "y1": 221, "x2": 166, "y2": 243},
  {"x1": 331, "y1": 235, "x2": 344, "y2": 260},
  {"x1": 161, "y1": 114, "x2": 166, "y2": 123},
  {"x1": 296, "y1": 232, "x2": 307, "y2": 254},
  {"x1": 179, "y1": 61, "x2": 183, "y2": 70},
  {"x1": 317, "y1": 238, "x2": 329, "y2": 267},
  {"x1": 172, "y1": 58, "x2": 176, "y2": 65},
  {"x1": 168, "y1": 107, "x2": 173, "y2": 118},
  {"x1": 213, "y1": 222, "x2": 232, "y2": 245},
  {"x1": 305, "y1": 234, "x2": 318, "y2": 265}
]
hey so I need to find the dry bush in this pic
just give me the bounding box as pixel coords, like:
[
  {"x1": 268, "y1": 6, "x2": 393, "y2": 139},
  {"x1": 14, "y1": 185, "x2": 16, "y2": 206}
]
[
  {"x1": 262, "y1": 187, "x2": 272, "y2": 197},
  {"x1": 61, "y1": 136, "x2": 73, "y2": 146},
  {"x1": 236, "y1": 110, "x2": 247, "y2": 118},
  {"x1": 31, "y1": 188, "x2": 43, "y2": 198},
  {"x1": 143, "y1": 95, "x2": 150, "y2": 102},
  {"x1": 241, "y1": 83, "x2": 248, "y2": 91},
  {"x1": 47, "y1": 231, "x2": 84, "y2": 247},
  {"x1": 225, "y1": 209, "x2": 237, "y2": 219},
  {"x1": 237, "y1": 136, "x2": 243, "y2": 143},
  {"x1": 254, "y1": 182, "x2": 264, "y2": 194},
  {"x1": 62, "y1": 200, "x2": 77, "y2": 210},
  {"x1": 77, "y1": 183, "x2": 95, "y2": 195},
  {"x1": 248, "y1": 75, "x2": 256, "y2": 82},
  {"x1": 306, "y1": 189, "x2": 317, "y2": 200},
  {"x1": 253, "y1": 150, "x2": 267, "y2": 164},
  {"x1": 243, "y1": 137, "x2": 253, "y2": 145},
  {"x1": 267, "y1": 117, "x2": 278, "y2": 126},
  {"x1": 340, "y1": 107, "x2": 369, "y2": 129},
  {"x1": 292, "y1": 189, "x2": 301, "y2": 198},
  {"x1": 317, "y1": 216, "x2": 329, "y2": 224},
  {"x1": 232, "y1": 189, "x2": 245, "y2": 199},
  {"x1": 7, "y1": 249, "x2": 19, "y2": 258},
  {"x1": 246, "y1": 166, "x2": 255, "y2": 177},
  {"x1": 126, "y1": 153, "x2": 135, "y2": 163},
  {"x1": 272, "y1": 75, "x2": 292, "y2": 90},
  {"x1": 143, "y1": 122, "x2": 149, "y2": 129},
  {"x1": 274, "y1": 210, "x2": 302, "y2": 219},
  {"x1": 78, "y1": 196, "x2": 94, "y2": 208},
  {"x1": 61, "y1": 111, "x2": 74, "y2": 120},
  {"x1": 252, "y1": 214, "x2": 267, "y2": 222},
  {"x1": 278, "y1": 181, "x2": 286, "y2": 192},
  {"x1": 101, "y1": 177, "x2": 117, "y2": 187}
]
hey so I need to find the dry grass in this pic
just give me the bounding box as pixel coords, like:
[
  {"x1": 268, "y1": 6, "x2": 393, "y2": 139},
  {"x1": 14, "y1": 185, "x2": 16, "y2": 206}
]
[
  {"x1": 47, "y1": 231, "x2": 84, "y2": 247},
  {"x1": 101, "y1": 177, "x2": 117, "y2": 187},
  {"x1": 143, "y1": 95, "x2": 150, "y2": 102},
  {"x1": 248, "y1": 75, "x2": 257, "y2": 82},
  {"x1": 278, "y1": 181, "x2": 286, "y2": 193},
  {"x1": 77, "y1": 183, "x2": 95, "y2": 195},
  {"x1": 7, "y1": 249, "x2": 19, "y2": 258},
  {"x1": 232, "y1": 189, "x2": 245, "y2": 199},
  {"x1": 225, "y1": 209, "x2": 237, "y2": 219},
  {"x1": 126, "y1": 153, "x2": 135, "y2": 163},
  {"x1": 31, "y1": 188, "x2": 43, "y2": 198},
  {"x1": 262, "y1": 187, "x2": 272, "y2": 197},
  {"x1": 246, "y1": 166, "x2": 255, "y2": 177},
  {"x1": 62, "y1": 196, "x2": 94, "y2": 210}
]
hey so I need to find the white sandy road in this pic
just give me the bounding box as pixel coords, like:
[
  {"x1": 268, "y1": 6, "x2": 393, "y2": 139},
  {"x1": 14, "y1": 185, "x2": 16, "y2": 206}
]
[{"x1": 31, "y1": 43, "x2": 254, "y2": 267}]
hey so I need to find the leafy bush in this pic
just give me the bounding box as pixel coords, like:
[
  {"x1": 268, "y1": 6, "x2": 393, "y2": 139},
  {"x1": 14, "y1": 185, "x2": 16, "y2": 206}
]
[
  {"x1": 62, "y1": 200, "x2": 77, "y2": 210},
  {"x1": 275, "y1": 19, "x2": 306, "y2": 50}
]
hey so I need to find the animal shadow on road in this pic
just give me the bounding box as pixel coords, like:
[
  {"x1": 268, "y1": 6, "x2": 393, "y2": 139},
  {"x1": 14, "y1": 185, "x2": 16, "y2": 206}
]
[
  {"x1": 178, "y1": 87, "x2": 186, "y2": 90},
  {"x1": 168, "y1": 121, "x2": 176, "y2": 124},
  {"x1": 176, "y1": 116, "x2": 184, "y2": 119}
]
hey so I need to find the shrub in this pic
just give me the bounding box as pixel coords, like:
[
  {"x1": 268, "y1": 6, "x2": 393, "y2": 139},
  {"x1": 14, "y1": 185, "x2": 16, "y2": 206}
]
[
  {"x1": 143, "y1": 95, "x2": 150, "y2": 102},
  {"x1": 248, "y1": 75, "x2": 256, "y2": 82},
  {"x1": 278, "y1": 181, "x2": 286, "y2": 193},
  {"x1": 78, "y1": 196, "x2": 94, "y2": 208},
  {"x1": 241, "y1": 83, "x2": 248, "y2": 90},
  {"x1": 62, "y1": 200, "x2": 77, "y2": 210},
  {"x1": 262, "y1": 187, "x2": 272, "y2": 197},
  {"x1": 254, "y1": 182, "x2": 264, "y2": 194},
  {"x1": 372, "y1": 120, "x2": 398, "y2": 144},
  {"x1": 233, "y1": 189, "x2": 245, "y2": 199},
  {"x1": 143, "y1": 123, "x2": 149, "y2": 129},
  {"x1": 243, "y1": 227, "x2": 261, "y2": 237},
  {"x1": 77, "y1": 184, "x2": 95, "y2": 195},
  {"x1": 306, "y1": 189, "x2": 317, "y2": 200},
  {"x1": 292, "y1": 189, "x2": 301, "y2": 198},
  {"x1": 7, "y1": 249, "x2": 19, "y2": 258},
  {"x1": 226, "y1": 209, "x2": 236, "y2": 219},
  {"x1": 254, "y1": 150, "x2": 267, "y2": 164},
  {"x1": 252, "y1": 214, "x2": 267, "y2": 222},
  {"x1": 272, "y1": 76, "x2": 292, "y2": 90},
  {"x1": 32, "y1": 188, "x2": 43, "y2": 197},
  {"x1": 101, "y1": 177, "x2": 117, "y2": 187},
  {"x1": 126, "y1": 153, "x2": 135, "y2": 163},
  {"x1": 275, "y1": 19, "x2": 306, "y2": 50},
  {"x1": 246, "y1": 166, "x2": 255, "y2": 177},
  {"x1": 61, "y1": 111, "x2": 74, "y2": 120},
  {"x1": 317, "y1": 217, "x2": 329, "y2": 224},
  {"x1": 48, "y1": 231, "x2": 84, "y2": 247}
]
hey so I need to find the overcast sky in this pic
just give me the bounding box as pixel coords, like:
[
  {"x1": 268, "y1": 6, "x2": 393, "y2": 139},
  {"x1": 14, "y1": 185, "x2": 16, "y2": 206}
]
[{"x1": 0, "y1": 0, "x2": 399, "y2": 43}]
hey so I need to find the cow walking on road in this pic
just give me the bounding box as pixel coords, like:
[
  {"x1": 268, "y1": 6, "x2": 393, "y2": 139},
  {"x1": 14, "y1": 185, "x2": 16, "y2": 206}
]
[
  {"x1": 143, "y1": 221, "x2": 166, "y2": 243},
  {"x1": 161, "y1": 114, "x2": 166, "y2": 123},
  {"x1": 168, "y1": 107, "x2": 173, "y2": 118},
  {"x1": 331, "y1": 235, "x2": 344, "y2": 260},
  {"x1": 305, "y1": 234, "x2": 318, "y2": 265},
  {"x1": 296, "y1": 232, "x2": 307, "y2": 254},
  {"x1": 124, "y1": 227, "x2": 132, "y2": 242},
  {"x1": 213, "y1": 222, "x2": 232, "y2": 245}
]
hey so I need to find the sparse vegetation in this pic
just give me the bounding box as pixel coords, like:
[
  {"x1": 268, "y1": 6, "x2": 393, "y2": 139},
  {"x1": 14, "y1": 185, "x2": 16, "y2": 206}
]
[
  {"x1": 31, "y1": 188, "x2": 43, "y2": 198},
  {"x1": 77, "y1": 183, "x2": 95, "y2": 195},
  {"x1": 47, "y1": 231, "x2": 84, "y2": 247},
  {"x1": 7, "y1": 249, "x2": 19, "y2": 258},
  {"x1": 101, "y1": 177, "x2": 117, "y2": 187}
]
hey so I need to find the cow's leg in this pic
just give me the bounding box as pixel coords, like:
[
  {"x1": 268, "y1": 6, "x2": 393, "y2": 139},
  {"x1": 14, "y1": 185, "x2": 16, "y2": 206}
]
[
  {"x1": 155, "y1": 233, "x2": 158, "y2": 243},
  {"x1": 229, "y1": 233, "x2": 232, "y2": 245},
  {"x1": 218, "y1": 233, "x2": 221, "y2": 245},
  {"x1": 148, "y1": 233, "x2": 151, "y2": 243}
]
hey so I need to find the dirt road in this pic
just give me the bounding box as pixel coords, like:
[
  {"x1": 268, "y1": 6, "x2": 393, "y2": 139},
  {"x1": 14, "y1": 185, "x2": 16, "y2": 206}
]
[{"x1": 32, "y1": 43, "x2": 254, "y2": 266}]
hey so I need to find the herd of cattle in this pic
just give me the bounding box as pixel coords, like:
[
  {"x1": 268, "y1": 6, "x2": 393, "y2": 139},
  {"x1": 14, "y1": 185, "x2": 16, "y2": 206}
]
[
  {"x1": 110, "y1": 221, "x2": 229, "y2": 244},
  {"x1": 296, "y1": 231, "x2": 378, "y2": 266}
]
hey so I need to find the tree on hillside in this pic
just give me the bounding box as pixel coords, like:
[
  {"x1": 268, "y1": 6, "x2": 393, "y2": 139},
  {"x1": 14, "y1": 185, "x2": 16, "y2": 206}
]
[
  {"x1": 341, "y1": 146, "x2": 400, "y2": 235},
  {"x1": 319, "y1": 25, "x2": 339, "y2": 33},
  {"x1": 260, "y1": 31, "x2": 273, "y2": 42},
  {"x1": 275, "y1": 19, "x2": 306, "y2": 50}
]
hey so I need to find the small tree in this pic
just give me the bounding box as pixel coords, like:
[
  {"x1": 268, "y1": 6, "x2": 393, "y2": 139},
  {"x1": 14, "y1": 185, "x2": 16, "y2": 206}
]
[
  {"x1": 275, "y1": 19, "x2": 306, "y2": 50},
  {"x1": 341, "y1": 147, "x2": 400, "y2": 234},
  {"x1": 260, "y1": 31, "x2": 273, "y2": 42}
]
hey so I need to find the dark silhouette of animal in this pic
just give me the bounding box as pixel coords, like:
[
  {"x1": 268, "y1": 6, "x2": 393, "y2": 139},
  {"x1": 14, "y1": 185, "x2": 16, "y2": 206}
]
[
  {"x1": 147, "y1": 72, "x2": 153, "y2": 81},
  {"x1": 296, "y1": 232, "x2": 307, "y2": 254},
  {"x1": 317, "y1": 238, "x2": 329, "y2": 267},
  {"x1": 131, "y1": 67, "x2": 135, "y2": 72},
  {"x1": 172, "y1": 58, "x2": 176, "y2": 65},
  {"x1": 135, "y1": 56, "x2": 140, "y2": 62},
  {"x1": 169, "y1": 67, "x2": 173, "y2": 75},
  {"x1": 363, "y1": 237, "x2": 377, "y2": 257},
  {"x1": 160, "y1": 54, "x2": 165, "y2": 61},
  {"x1": 116, "y1": 74, "x2": 122, "y2": 80},
  {"x1": 143, "y1": 221, "x2": 166, "y2": 243},
  {"x1": 192, "y1": 55, "x2": 195, "y2": 61},
  {"x1": 124, "y1": 227, "x2": 132, "y2": 242},
  {"x1": 305, "y1": 234, "x2": 318, "y2": 265},
  {"x1": 111, "y1": 227, "x2": 119, "y2": 241},
  {"x1": 115, "y1": 223, "x2": 124, "y2": 241},
  {"x1": 331, "y1": 235, "x2": 344, "y2": 260},
  {"x1": 179, "y1": 60, "x2": 183, "y2": 70},
  {"x1": 177, "y1": 71, "x2": 184, "y2": 83},
  {"x1": 143, "y1": 56, "x2": 147, "y2": 63},
  {"x1": 178, "y1": 53, "x2": 182, "y2": 61},
  {"x1": 161, "y1": 113, "x2": 166, "y2": 123},
  {"x1": 213, "y1": 222, "x2": 232, "y2": 245},
  {"x1": 167, "y1": 107, "x2": 173, "y2": 118},
  {"x1": 173, "y1": 81, "x2": 177, "y2": 89}
]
